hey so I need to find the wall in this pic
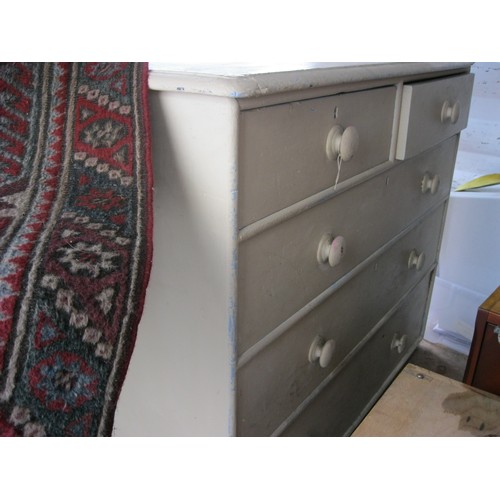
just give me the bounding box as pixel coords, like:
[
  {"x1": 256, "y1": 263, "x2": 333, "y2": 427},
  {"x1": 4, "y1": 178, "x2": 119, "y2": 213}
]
[{"x1": 424, "y1": 62, "x2": 500, "y2": 353}]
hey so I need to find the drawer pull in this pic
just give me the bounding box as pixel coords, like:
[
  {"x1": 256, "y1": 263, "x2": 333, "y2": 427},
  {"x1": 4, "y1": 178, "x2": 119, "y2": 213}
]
[
  {"x1": 391, "y1": 333, "x2": 407, "y2": 354},
  {"x1": 309, "y1": 336, "x2": 336, "y2": 368},
  {"x1": 421, "y1": 172, "x2": 440, "y2": 194},
  {"x1": 326, "y1": 125, "x2": 359, "y2": 162},
  {"x1": 317, "y1": 234, "x2": 346, "y2": 268},
  {"x1": 441, "y1": 100, "x2": 460, "y2": 124},
  {"x1": 495, "y1": 326, "x2": 500, "y2": 343},
  {"x1": 408, "y1": 249, "x2": 425, "y2": 271}
]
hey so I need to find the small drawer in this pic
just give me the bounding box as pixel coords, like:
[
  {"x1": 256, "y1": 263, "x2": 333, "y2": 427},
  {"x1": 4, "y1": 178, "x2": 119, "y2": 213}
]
[
  {"x1": 238, "y1": 86, "x2": 396, "y2": 227},
  {"x1": 236, "y1": 208, "x2": 443, "y2": 436},
  {"x1": 279, "y1": 274, "x2": 431, "y2": 436},
  {"x1": 237, "y1": 136, "x2": 457, "y2": 354},
  {"x1": 396, "y1": 73, "x2": 474, "y2": 160}
]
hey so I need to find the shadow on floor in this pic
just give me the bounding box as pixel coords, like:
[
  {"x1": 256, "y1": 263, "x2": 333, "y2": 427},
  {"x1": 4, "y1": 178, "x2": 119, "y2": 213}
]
[{"x1": 408, "y1": 339, "x2": 468, "y2": 382}]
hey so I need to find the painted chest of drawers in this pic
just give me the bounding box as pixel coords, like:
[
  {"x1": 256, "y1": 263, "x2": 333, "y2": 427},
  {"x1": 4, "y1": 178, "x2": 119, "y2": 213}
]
[{"x1": 113, "y1": 63, "x2": 474, "y2": 436}]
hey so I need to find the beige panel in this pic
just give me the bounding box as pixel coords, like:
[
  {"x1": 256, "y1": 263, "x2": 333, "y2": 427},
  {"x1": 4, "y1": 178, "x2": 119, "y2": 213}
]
[
  {"x1": 237, "y1": 136, "x2": 458, "y2": 354},
  {"x1": 237, "y1": 206, "x2": 445, "y2": 436},
  {"x1": 352, "y1": 363, "x2": 500, "y2": 437},
  {"x1": 280, "y1": 275, "x2": 432, "y2": 437},
  {"x1": 239, "y1": 86, "x2": 396, "y2": 227},
  {"x1": 396, "y1": 73, "x2": 474, "y2": 159}
]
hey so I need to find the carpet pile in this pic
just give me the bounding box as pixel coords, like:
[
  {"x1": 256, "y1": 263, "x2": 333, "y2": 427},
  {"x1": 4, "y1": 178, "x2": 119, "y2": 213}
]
[{"x1": 0, "y1": 62, "x2": 153, "y2": 436}]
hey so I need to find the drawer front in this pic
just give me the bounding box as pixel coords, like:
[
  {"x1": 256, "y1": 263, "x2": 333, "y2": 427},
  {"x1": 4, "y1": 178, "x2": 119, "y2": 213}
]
[
  {"x1": 239, "y1": 86, "x2": 396, "y2": 227},
  {"x1": 238, "y1": 136, "x2": 457, "y2": 354},
  {"x1": 237, "y1": 209, "x2": 444, "y2": 436},
  {"x1": 280, "y1": 274, "x2": 432, "y2": 436},
  {"x1": 396, "y1": 74, "x2": 474, "y2": 160}
]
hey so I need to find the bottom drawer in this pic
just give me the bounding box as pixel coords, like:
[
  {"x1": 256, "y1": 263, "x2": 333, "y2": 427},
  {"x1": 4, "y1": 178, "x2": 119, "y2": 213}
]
[{"x1": 279, "y1": 274, "x2": 433, "y2": 436}]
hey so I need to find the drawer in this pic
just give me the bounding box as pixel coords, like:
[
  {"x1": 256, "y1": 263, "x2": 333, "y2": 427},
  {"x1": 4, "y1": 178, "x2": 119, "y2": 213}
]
[
  {"x1": 238, "y1": 136, "x2": 457, "y2": 354},
  {"x1": 238, "y1": 86, "x2": 396, "y2": 227},
  {"x1": 396, "y1": 73, "x2": 474, "y2": 160},
  {"x1": 237, "y1": 209, "x2": 444, "y2": 436},
  {"x1": 280, "y1": 273, "x2": 432, "y2": 436}
]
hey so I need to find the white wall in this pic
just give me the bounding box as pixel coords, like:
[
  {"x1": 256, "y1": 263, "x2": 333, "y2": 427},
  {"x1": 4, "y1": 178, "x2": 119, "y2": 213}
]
[
  {"x1": 454, "y1": 62, "x2": 500, "y2": 186},
  {"x1": 424, "y1": 62, "x2": 500, "y2": 352}
]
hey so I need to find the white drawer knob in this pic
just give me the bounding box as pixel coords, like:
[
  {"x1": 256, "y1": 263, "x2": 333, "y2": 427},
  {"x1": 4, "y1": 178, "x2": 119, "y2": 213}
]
[
  {"x1": 441, "y1": 100, "x2": 460, "y2": 124},
  {"x1": 326, "y1": 125, "x2": 360, "y2": 162},
  {"x1": 408, "y1": 249, "x2": 425, "y2": 271},
  {"x1": 421, "y1": 173, "x2": 440, "y2": 194},
  {"x1": 317, "y1": 234, "x2": 346, "y2": 268},
  {"x1": 391, "y1": 334, "x2": 407, "y2": 354},
  {"x1": 309, "y1": 336, "x2": 336, "y2": 368}
]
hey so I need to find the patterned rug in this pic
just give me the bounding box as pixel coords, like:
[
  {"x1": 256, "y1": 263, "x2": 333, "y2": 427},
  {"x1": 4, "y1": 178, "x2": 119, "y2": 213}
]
[{"x1": 0, "y1": 63, "x2": 153, "y2": 436}]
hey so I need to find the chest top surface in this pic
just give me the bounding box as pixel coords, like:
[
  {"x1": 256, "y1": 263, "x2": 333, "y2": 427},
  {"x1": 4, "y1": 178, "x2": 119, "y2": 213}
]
[{"x1": 148, "y1": 62, "x2": 473, "y2": 98}]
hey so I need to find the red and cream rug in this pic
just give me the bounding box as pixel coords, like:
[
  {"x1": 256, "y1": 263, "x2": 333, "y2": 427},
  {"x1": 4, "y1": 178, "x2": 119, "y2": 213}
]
[{"x1": 0, "y1": 63, "x2": 153, "y2": 436}]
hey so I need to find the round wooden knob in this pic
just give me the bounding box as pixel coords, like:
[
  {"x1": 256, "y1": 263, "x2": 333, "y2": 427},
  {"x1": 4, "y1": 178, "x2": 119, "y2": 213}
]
[
  {"x1": 408, "y1": 249, "x2": 425, "y2": 271},
  {"x1": 317, "y1": 234, "x2": 346, "y2": 268},
  {"x1": 326, "y1": 125, "x2": 360, "y2": 161},
  {"x1": 421, "y1": 173, "x2": 440, "y2": 194},
  {"x1": 441, "y1": 100, "x2": 460, "y2": 124},
  {"x1": 391, "y1": 334, "x2": 407, "y2": 354},
  {"x1": 309, "y1": 336, "x2": 336, "y2": 368}
]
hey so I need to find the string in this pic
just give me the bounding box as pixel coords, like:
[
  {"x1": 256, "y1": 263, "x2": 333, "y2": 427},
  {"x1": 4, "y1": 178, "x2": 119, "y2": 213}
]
[{"x1": 334, "y1": 154, "x2": 342, "y2": 190}]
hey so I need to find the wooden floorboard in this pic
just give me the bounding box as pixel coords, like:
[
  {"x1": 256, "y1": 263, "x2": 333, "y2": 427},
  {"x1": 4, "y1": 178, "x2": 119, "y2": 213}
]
[{"x1": 353, "y1": 363, "x2": 500, "y2": 436}]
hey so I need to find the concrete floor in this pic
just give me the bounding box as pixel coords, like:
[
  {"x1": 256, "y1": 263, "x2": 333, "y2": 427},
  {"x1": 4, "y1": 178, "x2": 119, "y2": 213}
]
[{"x1": 409, "y1": 339, "x2": 469, "y2": 382}]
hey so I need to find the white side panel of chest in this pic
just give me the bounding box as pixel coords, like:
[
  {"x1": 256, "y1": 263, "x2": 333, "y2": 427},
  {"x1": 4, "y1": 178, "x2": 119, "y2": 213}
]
[{"x1": 114, "y1": 92, "x2": 239, "y2": 436}]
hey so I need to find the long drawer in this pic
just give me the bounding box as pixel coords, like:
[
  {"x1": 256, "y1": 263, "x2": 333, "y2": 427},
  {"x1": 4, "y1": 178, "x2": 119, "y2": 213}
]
[
  {"x1": 396, "y1": 73, "x2": 474, "y2": 160},
  {"x1": 236, "y1": 207, "x2": 444, "y2": 436},
  {"x1": 279, "y1": 273, "x2": 432, "y2": 436},
  {"x1": 238, "y1": 86, "x2": 396, "y2": 227},
  {"x1": 237, "y1": 136, "x2": 458, "y2": 354}
]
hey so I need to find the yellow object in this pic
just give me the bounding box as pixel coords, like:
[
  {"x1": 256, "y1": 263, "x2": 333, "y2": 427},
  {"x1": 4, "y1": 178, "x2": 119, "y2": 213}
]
[{"x1": 455, "y1": 173, "x2": 500, "y2": 191}]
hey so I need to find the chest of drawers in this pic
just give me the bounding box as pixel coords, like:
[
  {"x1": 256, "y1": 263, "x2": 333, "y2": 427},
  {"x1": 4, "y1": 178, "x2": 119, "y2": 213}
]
[{"x1": 113, "y1": 63, "x2": 474, "y2": 436}]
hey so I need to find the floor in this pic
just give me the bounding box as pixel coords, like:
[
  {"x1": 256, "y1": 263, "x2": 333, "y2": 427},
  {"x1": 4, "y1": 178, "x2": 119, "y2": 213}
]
[{"x1": 408, "y1": 339, "x2": 469, "y2": 382}]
